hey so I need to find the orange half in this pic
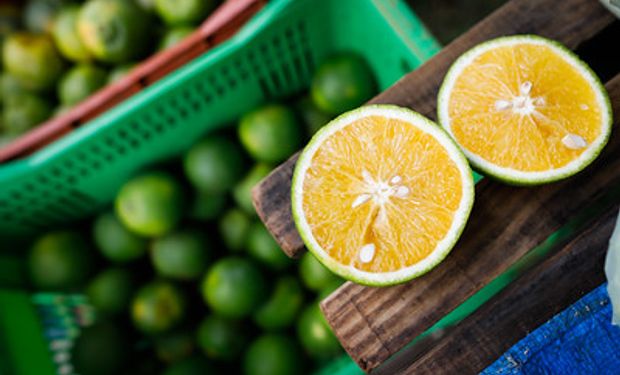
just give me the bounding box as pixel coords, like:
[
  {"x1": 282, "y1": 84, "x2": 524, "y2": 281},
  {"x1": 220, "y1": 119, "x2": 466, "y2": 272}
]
[{"x1": 291, "y1": 105, "x2": 474, "y2": 286}]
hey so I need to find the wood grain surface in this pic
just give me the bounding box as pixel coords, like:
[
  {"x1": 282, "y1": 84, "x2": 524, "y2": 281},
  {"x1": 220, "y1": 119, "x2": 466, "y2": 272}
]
[
  {"x1": 391, "y1": 207, "x2": 617, "y2": 374},
  {"x1": 251, "y1": 0, "x2": 615, "y2": 259}
]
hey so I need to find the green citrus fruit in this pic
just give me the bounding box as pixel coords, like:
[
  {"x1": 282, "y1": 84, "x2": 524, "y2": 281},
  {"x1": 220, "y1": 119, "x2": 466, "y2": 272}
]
[
  {"x1": 52, "y1": 5, "x2": 92, "y2": 62},
  {"x1": 93, "y1": 210, "x2": 147, "y2": 263},
  {"x1": 2, "y1": 32, "x2": 64, "y2": 91},
  {"x1": 131, "y1": 280, "x2": 185, "y2": 334},
  {"x1": 201, "y1": 257, "x2": 267, "y2": 319},
  {"x1": 154, "y1": 0, "x2": 217, "y2": 26},
  {"x1": 238, "y1": 104, "x2": 303, "y2": 163},
  {"x1": 77, "y1": 0, "x2": 151, "y2": 63},
  {"x1": 311, "y1": 53, "x2": 377, "y2": 115},
  {"x1": 2, "y1": 93, "x2": 52, "y2": 135},
  {"x1": 437, "y1": 35, "x2": 612, "y2": 185},
  {"x1": 184, "y1": 136, "x2": 246, "y2": 193},
  {"x1": 162, "y1": 356, "x2": 215, "y2": 375},
  {"x1": 233, "y1": 163, "x2": 271, "y2": 215},
  {"x1": 297, "y1": 303, "x2": 342, "y2": 359},
  {"x1": 218, "y1": 208, "x2": 251, "y2": 252},
  {"x1": 0, "y1": 72, "x2": 28, "y2": 104},
  {"x1": 151, "y1": 230, "x2": 210, "y2": 280},
  {"x1": 86, "y1": 267, "x2": 133, "y2": 315},
  {"x1": 254, "y1": 276, "x2": 304, "y2": 331},
  {"x1": 28, "y1": 230, "x2": 93, "y2": 290},
  {"x1": 115, "y1": 171, "x2": 184, "y2": 237},
  {"x1": 159, "y1": 26, "x2": 194, "y2": 50},
  {"x1": 243, "y1": 334, "x2": 303, "y2": 375},
  {"x1": 197, "y1": 314, "x2": 247, "y2": 361},
  {"x1": 58, "y1": 64, "x2": 107, "y2": 106},
  {"x1": 72, "y1": 320, "x2": 129, "y2": 375},
  {"x1": 189, "y1": 190, "x2": 227, "y2": 221},
  {"x1": 154, "y1": 329, "x2": 195, "y2": 363},
  {"x1": 23, "y1": 0, "x2": 68, "y2": 34},
  {"x1": 296, "y1": 95, "x2": 332, "y2": 136},
  {"x1": 298, "y1": 252, "x2": 340, "y2": 292},
  {"x1": 107, "y1": 63, "x2": 136, "y2": 84},
  {"x1": 246, "y1": 222, "x2": 291, "y2": 271}
]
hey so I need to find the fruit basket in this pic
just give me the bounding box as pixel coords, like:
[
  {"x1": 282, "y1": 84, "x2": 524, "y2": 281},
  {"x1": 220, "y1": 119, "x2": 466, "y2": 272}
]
[
  {"x1": 0, "y1": 0, "x2": 440, "y2": 374},
  {"x1": 252, "y1": 0, "x2": 620, "y2": 373},
  {"x1": 0, "y1": 0, "x2": 439, "y2": 237}
]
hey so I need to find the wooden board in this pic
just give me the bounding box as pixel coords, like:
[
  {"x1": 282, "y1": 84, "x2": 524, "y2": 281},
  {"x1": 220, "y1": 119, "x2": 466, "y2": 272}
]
[
  {"x1": 252, "y1": 0, "x2": 615, "y2": 259},
  {"x1": 320, "y1": 73, "x2": 620, "y2": 373},
  {"x1": 374, "y1": 207, "x2": 618, "y2": 374}
]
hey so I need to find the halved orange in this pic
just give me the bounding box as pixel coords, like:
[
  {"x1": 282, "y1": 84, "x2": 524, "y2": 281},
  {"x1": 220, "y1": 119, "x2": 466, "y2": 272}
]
[
  {"x1": 291, "y1": 105, "x2": 474, "y2": 286},
  {"x1": 438, "y1": 35, "x2": 612, "y2": 184}
]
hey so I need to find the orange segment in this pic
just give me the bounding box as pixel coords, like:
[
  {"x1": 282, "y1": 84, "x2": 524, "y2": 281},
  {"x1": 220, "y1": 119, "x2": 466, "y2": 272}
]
[
  {"x1": 440, "y1": 36, "x2": 611, "y2": 184},
  {"x1": 300, "y1": 112, "x2": 466, "y2": 274}
]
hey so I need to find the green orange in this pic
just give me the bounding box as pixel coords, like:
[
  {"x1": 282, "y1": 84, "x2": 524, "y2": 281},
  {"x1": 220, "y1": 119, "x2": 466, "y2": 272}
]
[
  {"x1": 52, "y1": 5, "x2": 92, "y2": 62},
  {"x1": 115, "y1": 171, "x2": 184, "y2": 237},
  {"x1": 131, "y1": 280, "x2": 185, "y2": 334},
  {"x1": 297, "y1": 303, "x2": 342, "y2": 359},
  {"x1": 28, "y1": 230, "x2": 93, "y2": 290},
  {"x1": 243, "y1": 334, "x2": 303, "y2": 375},
  {"x1": 238, "y1": 104, "x2": 303, "y2": 163},
  {"x1": 86, "y1": 267, "x2": 133, "y2": 315},
  {"x1": 246, "y1": 222, "x2": 292, "y2": 271},
  {"x1": 184, "y1": 136, "x2": 246, "y2": 193},
  {"x1": 58, "y1": 64, "x2": 107, "y2": 106},
  {"x1": 254, "y1": 276, "x2": 304, "y2": 331},
  {"x1": 198, "y1": 314, "x2": 247, "y2": 361},
  {"x1": 151, "y1": 230, "x2": 210, "y2": 280},
  {"x1": 201, "y1": 257, "x2": 267, "y2": 319},
  {"x1": 77, "y1": 0, "x2": 151, "y2": 63},
  {"x1": 310, "y1": 53, "x2": 377, "y2": 115},
  {"x1": 93, "y1": 211, "x2": 147, "y2": 263}
]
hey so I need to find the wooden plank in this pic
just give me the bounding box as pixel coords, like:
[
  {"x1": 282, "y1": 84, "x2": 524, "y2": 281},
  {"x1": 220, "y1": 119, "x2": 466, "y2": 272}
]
[
  {"x1": 393, "y1": 207, "x2": 617, "y2": 374},
  {"x1": 320, "y1": 73, "x2": 620, "y2": 373},
  {"x1": 251, "y1": 0, "x2": 615, "y2": 259}
]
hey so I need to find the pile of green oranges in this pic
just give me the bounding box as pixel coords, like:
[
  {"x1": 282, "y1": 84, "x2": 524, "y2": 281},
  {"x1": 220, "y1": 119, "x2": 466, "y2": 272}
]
[
  {"x1": 25, "y1": 48, "x2": 378, "y2": 375},
  {"x1": 0, "y1": 0, "x2": 217, "y2": 146}
]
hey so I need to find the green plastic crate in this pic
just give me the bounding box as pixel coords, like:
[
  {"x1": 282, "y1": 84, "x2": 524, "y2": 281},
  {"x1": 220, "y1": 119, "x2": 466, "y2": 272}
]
[{"x1": 0, "y1": 0, "x2": 439, "y2": 236}]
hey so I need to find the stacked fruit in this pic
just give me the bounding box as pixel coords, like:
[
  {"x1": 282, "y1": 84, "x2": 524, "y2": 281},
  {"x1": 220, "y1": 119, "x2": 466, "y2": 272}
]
[
  {"x1": 25, "y1": 52, "x2": 378, "y2": 375},
  {"x1": 0, "y1": 0, "x2": 217, "y2": 147}
]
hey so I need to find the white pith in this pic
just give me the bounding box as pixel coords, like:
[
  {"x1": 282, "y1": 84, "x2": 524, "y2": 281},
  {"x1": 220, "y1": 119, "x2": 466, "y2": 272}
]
[{"x1": 437, "y1": 36, "x2": 612, "y2": 184}]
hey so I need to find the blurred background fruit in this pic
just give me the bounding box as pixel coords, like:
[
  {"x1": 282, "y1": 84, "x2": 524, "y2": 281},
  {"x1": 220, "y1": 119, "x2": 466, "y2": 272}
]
[
  {"x1": 238, "y1": 104, "x2": 303, "y2": 163},
  {"x1": 310, "y1": 53, "x2": 376, "y2": 115},
  {"x1": 2, "y1": 32, "x2": 63, "y2": 91},
  {"x1": 131, "y1": 280, "x2": 186, "y2": 334},
  {"x1": 51, "y1": 5, "x2": 91, "y2": 62},
  {"x1": 27, "y1": 230, "x2": 93, "y2": 290},
  {"x1": 93, "y1": 211, "x2": 148, "y2": 263},
  {"x1": 115, "y1": 172, "x2": 184, "y2": 237},
  {"x1": 159, "y1": 26, "x2": 195, "y2": 50},
  {"x1": 57, "y1": 63, "x2": 107, "y2": 105},
  {"x1": 243, "y1": 334, "x2": 303, "y2": 375},
  {"x1": 297, "y1": 303, "x2": 342, "y2": 359},
  {"x1": 150, "y1": 230, "x2": 210, "y2": 280},
  {"x1": 154, "y1": 0, "x2": 217, "y2": 26},
  {"x1": 184, "y1": 136, "x2": 246, "y2": 193},
  {"x1": 72, "y1": 320, "x2": 129, "y2": 375},
  {"x1": 202, "y1": 257, "x2": 267, "y2": 319},
  {"x1": 86, "y1": 267, "x2": 134, "y2": 315},
  {"x1": 77, "y1": 0, "x2": 151, "y2": 63},
  {"x1": 198, "y1": 314, "x2": 247, "y2": 361},
  {"x1": 154, "y1": 329, "x2": 196, "y2": 363}
]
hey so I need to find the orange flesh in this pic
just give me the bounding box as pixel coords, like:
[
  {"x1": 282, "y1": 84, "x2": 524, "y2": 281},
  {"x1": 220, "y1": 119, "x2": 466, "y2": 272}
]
[
  {"x1": 301, "y1": 116, "x2": 463, "y2": 273},
  {"x1": 448, "y1": 43, "x2": 603, "y2": 171}
]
